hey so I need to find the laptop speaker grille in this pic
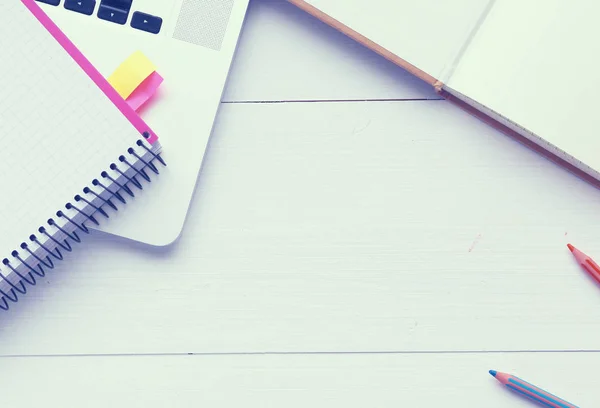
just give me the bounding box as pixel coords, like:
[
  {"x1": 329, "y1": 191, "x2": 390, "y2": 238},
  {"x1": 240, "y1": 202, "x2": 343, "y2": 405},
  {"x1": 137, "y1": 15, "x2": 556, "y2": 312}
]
[{"x1": 173, "y1": 0, "x2": 235, "y2": 51}]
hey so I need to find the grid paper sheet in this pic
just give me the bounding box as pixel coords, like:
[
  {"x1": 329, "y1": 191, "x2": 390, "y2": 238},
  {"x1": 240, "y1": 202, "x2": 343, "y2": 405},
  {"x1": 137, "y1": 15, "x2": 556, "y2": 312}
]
[{"x1": 0, "y1": 2, "x2": 144, "y2": 255}]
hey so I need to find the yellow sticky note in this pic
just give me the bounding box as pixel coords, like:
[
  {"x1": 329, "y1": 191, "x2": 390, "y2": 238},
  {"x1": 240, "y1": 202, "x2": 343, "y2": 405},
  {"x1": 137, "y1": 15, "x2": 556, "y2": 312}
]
[{"x1": 107, "y1": 51, "x2": 157, "y2": 99}]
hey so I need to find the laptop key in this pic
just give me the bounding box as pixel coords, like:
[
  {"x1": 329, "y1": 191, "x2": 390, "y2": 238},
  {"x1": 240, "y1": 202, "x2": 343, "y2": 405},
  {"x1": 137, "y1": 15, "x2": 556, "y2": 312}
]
[
  {"x1": 97, "y1": 0, "x2": 132, "y2": 24},
  {"x1": 98, "y1": 6, "x2": 128, "y2": 24},
  {"x1": 131, "y1": 11, "x2": 162, "y2": 35},
  {"x1": 64, "y1": 0, "x2": 96, "y2": 15},
  {"x1": 35, "y1": 0, "x2": 61, "y2": 6}
]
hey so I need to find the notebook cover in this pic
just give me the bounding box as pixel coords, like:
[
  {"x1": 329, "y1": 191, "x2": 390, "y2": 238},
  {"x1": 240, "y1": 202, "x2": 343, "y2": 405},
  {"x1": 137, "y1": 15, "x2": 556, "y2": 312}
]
[{"x1": 21, "y1": 0, "x2": 159, "y2": 145}]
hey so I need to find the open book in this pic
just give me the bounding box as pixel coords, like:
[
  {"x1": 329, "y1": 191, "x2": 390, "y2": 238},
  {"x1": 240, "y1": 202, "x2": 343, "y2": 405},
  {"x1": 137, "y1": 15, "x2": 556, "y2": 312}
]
[{"x1": 289, "y1": 0, "x2": 600, "y2": 183}]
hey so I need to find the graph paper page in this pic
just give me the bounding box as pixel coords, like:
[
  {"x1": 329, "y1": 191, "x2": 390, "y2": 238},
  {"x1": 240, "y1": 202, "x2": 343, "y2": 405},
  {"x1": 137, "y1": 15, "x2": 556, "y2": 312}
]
[{"x1": 0, "y1": 2, "x2": 145, "y2": 255}]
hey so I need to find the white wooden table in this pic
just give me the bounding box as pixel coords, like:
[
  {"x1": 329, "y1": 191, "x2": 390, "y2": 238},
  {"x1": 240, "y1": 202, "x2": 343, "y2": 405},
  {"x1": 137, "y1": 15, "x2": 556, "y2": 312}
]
[{"x1": 2, "y1": 0, "x2": 600, "y2": 406}]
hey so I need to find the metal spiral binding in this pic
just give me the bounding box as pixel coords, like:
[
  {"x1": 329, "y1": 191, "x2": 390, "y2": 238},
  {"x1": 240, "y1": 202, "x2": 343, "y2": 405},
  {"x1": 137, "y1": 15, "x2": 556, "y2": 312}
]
[{"x1": 0, "y1": 133, "x2": 165, "y2": 311}]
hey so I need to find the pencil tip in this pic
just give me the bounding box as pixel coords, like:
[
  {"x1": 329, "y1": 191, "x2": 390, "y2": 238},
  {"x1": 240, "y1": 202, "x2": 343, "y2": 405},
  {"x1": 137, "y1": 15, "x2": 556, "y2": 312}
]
[
  {"x1": 489, "y1": 370, "x2": 497, "y2": 377},
  {"x1": 567, "y1": 243, "x2": 575, "y2": 253}
]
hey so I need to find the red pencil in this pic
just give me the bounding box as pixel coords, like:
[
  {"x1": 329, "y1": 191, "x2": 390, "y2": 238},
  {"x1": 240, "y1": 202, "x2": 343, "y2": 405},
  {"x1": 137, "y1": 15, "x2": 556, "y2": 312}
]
[{"x1": 567, "y1": 243, "x2": 600, "y2": 285}]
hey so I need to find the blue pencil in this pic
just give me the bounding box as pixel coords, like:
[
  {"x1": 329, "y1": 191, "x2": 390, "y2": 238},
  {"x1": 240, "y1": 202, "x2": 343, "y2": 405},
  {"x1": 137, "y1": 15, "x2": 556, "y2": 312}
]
[{"x1": 489, "y1": 370, "x2": 578, "y2": 407}]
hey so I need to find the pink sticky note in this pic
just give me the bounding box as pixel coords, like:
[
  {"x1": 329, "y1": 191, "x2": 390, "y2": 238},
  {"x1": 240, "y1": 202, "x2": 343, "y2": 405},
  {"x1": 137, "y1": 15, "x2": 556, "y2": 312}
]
[{"x1": 125, "y1": 71, "x2": 163, "y2": 112}]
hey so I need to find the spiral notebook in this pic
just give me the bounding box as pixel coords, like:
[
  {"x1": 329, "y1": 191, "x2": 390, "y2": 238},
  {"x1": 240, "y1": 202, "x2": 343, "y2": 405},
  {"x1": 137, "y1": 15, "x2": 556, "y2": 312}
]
[{"x1": 0, "y1": 0, "x2": 165, "y2": 311}]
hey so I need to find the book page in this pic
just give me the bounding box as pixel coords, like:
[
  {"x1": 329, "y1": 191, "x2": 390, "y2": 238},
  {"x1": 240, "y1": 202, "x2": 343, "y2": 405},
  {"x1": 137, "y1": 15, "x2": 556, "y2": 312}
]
[
  {"x1": 446, "y1": 0, "x2": 600, "y2": 174},
  {"x1": 0, "y1": 2, "x2": 146, "y2": 257},
  {"x1": 294, "y1": 0, "x2": 495, "y2": 82}
]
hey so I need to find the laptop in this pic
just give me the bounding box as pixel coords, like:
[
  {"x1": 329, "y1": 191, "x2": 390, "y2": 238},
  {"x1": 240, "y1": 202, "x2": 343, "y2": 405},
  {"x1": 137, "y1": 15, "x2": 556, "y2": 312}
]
[{"x1": 35, "y1": 0, "x2": 249, "y2": 246}]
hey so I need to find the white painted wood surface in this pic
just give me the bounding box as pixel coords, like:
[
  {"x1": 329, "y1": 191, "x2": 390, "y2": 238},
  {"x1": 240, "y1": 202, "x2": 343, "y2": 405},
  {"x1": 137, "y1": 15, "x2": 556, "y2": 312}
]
[
  {"x1": 1, "y1": 352, "x2": 598, "y2": 407},
  {"x1": 223, "y1": 0, "x2": 438, "y2": 102},
  {"x1": 2, "y1": 0, "x2": 599, "y2": 405},
  {"x1": 4, "y1": 100, "x2": 600, "y2": 355}
]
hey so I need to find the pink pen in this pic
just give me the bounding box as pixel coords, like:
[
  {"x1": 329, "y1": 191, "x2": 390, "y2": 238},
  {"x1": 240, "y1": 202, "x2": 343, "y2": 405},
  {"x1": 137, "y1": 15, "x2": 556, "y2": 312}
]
[{"x1": 567, "y1": 243, "x2": 600, "y2": 286}]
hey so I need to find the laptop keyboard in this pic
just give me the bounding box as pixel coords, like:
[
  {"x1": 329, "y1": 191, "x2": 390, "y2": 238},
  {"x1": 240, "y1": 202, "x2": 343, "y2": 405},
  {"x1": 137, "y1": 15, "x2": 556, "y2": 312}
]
[{"x1": 35, "y1": 0, "x2": 163, "y2": 35}]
